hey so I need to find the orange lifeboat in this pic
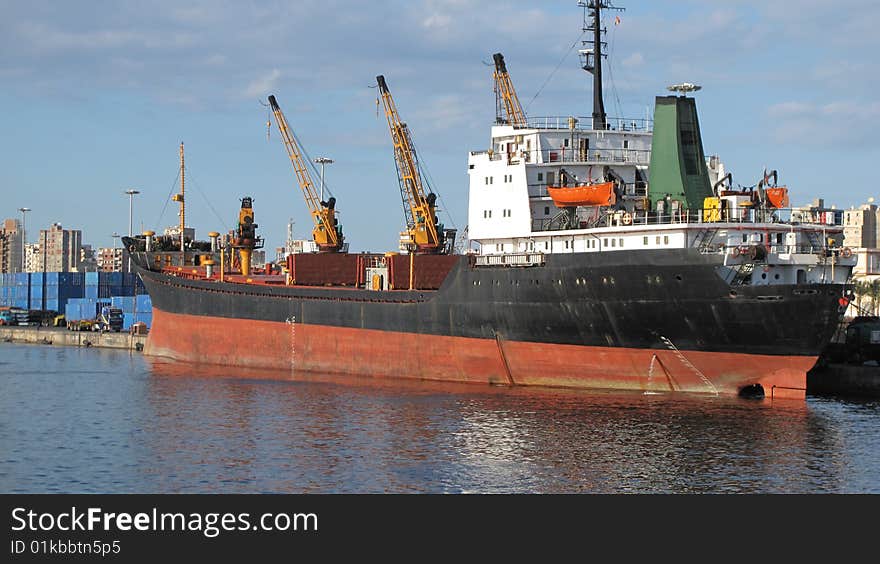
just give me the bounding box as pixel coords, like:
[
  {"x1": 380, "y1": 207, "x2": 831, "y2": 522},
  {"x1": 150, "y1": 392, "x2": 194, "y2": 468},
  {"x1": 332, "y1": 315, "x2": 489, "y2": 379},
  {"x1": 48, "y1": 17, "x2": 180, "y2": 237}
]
[
  {"x1": 765, "y1": 186, "x2": 789, "y2": 208},
  {"x1": 547, "y1": 181, "x2": 616, "y2": 207}
]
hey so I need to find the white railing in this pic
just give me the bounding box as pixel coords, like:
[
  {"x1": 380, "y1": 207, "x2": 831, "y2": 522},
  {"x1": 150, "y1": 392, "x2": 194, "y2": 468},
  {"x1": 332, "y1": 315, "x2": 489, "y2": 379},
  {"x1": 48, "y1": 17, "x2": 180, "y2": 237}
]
[
  {"x1": 522, "y1": 116, "x2": 653, "y2": 132},
  {"x1": 474, "y1": 253, "x2": 546, "y2": 267}
]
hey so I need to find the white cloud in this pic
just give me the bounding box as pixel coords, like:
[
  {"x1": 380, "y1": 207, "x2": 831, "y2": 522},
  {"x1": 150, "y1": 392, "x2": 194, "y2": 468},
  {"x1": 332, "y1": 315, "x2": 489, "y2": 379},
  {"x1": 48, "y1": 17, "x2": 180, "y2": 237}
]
[
  {"x1": 621, "y1": 52, "x2": 644, "y2": 67},
  {"x1": 243, "y1": 69, "x2": 281, "y2": 98}
]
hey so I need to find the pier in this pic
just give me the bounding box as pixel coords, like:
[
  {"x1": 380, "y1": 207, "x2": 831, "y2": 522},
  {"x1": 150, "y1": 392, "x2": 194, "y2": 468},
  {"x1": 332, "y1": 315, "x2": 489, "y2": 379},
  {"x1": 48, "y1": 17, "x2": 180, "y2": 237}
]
[{"x1": 0, "y1": 326, "x2": 146, "y2": 351}]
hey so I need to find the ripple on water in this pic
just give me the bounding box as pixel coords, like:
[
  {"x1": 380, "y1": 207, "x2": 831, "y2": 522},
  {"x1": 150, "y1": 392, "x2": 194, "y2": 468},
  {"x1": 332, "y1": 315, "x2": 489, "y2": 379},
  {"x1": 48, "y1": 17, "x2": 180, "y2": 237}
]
[{"x1": 1, "y1": 343, "x2": 879, "y2": 493}]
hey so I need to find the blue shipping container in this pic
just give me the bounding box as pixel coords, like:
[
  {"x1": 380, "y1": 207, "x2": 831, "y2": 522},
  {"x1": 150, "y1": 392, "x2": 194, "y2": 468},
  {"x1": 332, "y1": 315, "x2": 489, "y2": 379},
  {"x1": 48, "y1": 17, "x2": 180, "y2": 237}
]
[
  {"x1": 98, "y1": 272, "x2": 124, "y2": 286},
  {"x1": 85, "y1": 271, "x2": 99, "y2": 285},
  {"x1": 134, "y1": 312, "x2": 152, "y2": 326},
  {"x1": 135, "y1": 295, "x2": 152, "y2": 310},
  {"x1": 111, "y1": 296, "x2": 137, "y2": 312},
  {"x1": 13, "y1": 273, "x2": 30, "y2": 286},
  {"x1": 31, "y1": 273, "x2": 44, "y2": 286},
  {"x1": 44, "y1": 299, "x2": 59, "y2": 312},
  {"x1": 44, "y1": 285, "x2": 85, "y2": 302},
  {"x1": 84, "y1": 286, "x2": 98, "y2": 299},
  {"x1": 65, "y1": 302, "x2": 80, "y2": 320}
]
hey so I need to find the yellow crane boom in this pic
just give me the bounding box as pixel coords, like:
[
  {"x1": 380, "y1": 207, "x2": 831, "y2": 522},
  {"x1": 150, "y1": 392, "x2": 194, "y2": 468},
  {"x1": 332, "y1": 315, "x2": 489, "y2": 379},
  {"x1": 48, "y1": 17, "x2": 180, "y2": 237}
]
[
  {"x1": 493, "y1": 53, "x2": 527, "y2": 127},
  {"x1": 268, "y1": 95, "x2": 343, "y2": 252},
  {"x1": 376, "y1": 75, "x2": 442, "y2": 254}
]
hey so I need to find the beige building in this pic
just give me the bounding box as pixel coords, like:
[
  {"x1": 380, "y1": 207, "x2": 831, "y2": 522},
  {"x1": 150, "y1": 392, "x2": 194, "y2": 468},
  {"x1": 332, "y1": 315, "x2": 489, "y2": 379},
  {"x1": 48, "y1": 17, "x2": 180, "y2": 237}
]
[
  {"x1": 97, "y1": 247, "x2": 124, "y2": 272},
  {"x1": 841, "y1": 202, "x2": 879, "y2": 276},
  {"x1": 0, "y1": 218, "x2": 23, "y2": 273},
  {"x1": 36, "y1": 223, "x2": 82, "y2": 272},
  {"x1": 843, "y1": 203, "x2": 878, "y2": 249},
  {"x1": 24, "y1": 243, "x2": 42, "y2": 273}
]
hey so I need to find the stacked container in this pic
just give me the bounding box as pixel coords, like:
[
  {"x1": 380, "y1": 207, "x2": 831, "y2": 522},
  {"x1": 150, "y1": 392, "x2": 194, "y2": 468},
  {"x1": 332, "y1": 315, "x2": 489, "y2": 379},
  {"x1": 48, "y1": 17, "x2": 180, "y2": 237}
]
[{"x1": 2, "y1": 271, "x2": 150, "y2": 328}]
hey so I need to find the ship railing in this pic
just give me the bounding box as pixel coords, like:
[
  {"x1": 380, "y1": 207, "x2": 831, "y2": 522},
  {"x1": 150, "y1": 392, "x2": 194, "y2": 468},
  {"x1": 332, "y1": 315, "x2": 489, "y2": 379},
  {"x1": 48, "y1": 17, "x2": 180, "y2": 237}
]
[
  {"x1": 473, "y1": 253, "x2": 546, "y2": 267},
  {"x1": 471, "y1": 147, "x2": 650, "y2": 165},
  {"x1": 521, "y1": 116, "x2": 653, "y2": 132},
  {"x1": 530, "y1": 208, "x2": 844, "y2": 232}
]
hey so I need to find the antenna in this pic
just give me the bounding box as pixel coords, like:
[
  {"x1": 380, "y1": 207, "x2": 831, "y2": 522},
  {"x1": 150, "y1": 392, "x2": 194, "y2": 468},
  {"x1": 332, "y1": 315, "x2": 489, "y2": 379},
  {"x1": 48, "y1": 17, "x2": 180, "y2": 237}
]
[
  {"x1": 578, "y1": 1, "x2": 624, "y2": 131},
  {"x1": 667, "y1": 83, "x2": 702, "y2": 95}
]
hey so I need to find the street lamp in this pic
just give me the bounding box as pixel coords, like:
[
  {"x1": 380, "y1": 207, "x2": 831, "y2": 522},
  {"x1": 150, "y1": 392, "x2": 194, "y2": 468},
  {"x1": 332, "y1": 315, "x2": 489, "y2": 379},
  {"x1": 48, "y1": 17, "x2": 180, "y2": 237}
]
[
  {"x1": 124, "y1": 189, "x2": 140, "y2": 272},
  {"x1": 17, "y1": 207, "x2": 30, "y2": 273},
  {"x1": 314, "y1": 157, "x2": 334, "y2": 201}
]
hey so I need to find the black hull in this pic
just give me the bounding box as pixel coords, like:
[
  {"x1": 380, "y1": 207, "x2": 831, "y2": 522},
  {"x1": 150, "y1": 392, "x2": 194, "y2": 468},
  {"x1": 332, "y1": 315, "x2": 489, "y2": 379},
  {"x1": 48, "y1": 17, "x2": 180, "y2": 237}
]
[{"x1": 131, "y1": 248, "x2": 845, "y2": 358}]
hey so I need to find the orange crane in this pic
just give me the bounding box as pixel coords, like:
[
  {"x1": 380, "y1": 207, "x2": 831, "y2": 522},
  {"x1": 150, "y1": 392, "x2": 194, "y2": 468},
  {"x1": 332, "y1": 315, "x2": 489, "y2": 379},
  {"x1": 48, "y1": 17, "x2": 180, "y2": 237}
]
[
  {"x1": 376, "y1": 75, "x2": 447, "y2": 254},
  {"x1": 268, "y1": 95, "x2": 344, "y2": 252},
  {"x1": 493, "y1": 53, "x2": 527, "y2": 127}
]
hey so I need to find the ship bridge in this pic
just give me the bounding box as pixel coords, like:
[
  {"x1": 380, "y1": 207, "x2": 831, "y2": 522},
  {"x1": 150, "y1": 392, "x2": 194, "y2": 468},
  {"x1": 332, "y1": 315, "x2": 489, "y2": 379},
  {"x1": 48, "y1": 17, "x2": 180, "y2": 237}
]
[{"x1": 467, "y1": 113, "x2": 653, "y2": 243}]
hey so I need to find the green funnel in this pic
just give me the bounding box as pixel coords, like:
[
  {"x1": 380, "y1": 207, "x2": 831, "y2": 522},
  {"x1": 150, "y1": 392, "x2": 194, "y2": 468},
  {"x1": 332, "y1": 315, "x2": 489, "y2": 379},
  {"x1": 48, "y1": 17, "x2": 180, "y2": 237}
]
[{"x1": 647, "y1": 95, "x2": 713, "y2": 210}]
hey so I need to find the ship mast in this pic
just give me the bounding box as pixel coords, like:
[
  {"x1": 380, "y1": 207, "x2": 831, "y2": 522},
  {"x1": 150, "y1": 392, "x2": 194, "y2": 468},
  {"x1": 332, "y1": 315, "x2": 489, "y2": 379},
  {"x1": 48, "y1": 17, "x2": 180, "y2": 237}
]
[
  {"x1": 579, "y1": 1, "x2": 624, "y2": 131},
  {"x1": 171, "y1": 142, "x2": 186, "y2": 263}
]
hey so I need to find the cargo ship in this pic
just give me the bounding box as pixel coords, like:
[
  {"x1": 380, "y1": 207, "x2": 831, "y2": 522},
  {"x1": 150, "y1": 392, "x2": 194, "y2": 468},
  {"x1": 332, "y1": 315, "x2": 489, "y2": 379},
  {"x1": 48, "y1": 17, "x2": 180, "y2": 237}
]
[{"x1": 126, "y1": 2, "x2": 855, "y2": 399}]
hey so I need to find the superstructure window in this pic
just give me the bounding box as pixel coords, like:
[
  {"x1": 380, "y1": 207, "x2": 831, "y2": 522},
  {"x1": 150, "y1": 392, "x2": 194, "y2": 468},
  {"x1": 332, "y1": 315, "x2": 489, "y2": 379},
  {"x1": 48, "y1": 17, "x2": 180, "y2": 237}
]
[
  {"x1": 643, "y1": 236, "x2": 648, "y2": 245},
  {"x1": 664, "y1": 235, "x2": 669, "y2": 244},
  {"x1": 544, "y1": 206, "x2": 550, "y2": 215},
  {"x1": 537, "y1": 172, "x2": 544, "y2": 182},
  {"x1": 546, "y1": 172, "x2": 555, "y2": 185},
  {"x1": 619, "y1": 238, "x2": 624, "y2": 247}
]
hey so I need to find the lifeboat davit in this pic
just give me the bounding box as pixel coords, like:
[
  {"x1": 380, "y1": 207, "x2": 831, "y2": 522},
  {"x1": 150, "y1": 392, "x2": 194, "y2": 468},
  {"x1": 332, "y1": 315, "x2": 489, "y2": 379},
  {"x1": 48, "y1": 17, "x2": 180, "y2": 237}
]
[
  {"x1": 765, "y1": 186, "x2": 790, "y2": 208},
  {"x1": 547, "y1": 181, "x2": 616, "y2": 207}
]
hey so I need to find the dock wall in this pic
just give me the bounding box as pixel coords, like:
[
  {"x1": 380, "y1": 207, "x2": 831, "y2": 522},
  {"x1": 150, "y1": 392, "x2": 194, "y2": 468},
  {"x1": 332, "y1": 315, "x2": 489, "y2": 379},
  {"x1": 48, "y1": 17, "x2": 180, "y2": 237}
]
[{"x1": 0, "y1": 326, "x2": 146, "y2": 351}]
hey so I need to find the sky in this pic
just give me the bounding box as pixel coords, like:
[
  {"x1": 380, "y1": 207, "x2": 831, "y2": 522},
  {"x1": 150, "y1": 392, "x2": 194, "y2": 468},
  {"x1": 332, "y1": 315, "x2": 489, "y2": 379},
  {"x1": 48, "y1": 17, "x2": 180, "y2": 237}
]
[{"x1": 2, "y1": 0, "x2": 879, "y2": 253}]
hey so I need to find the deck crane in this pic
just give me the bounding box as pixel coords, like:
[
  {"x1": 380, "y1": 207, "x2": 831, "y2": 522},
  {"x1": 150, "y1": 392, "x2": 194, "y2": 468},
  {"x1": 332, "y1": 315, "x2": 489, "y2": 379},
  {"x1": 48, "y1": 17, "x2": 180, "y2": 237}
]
[
  {"x1": 492, "y1": 53, "x2": 527, "y2": 127},
  {"x1": 268, "y1": 95, "x2": 344, "y2": 252},
  {"x1": 376, "y1": 75, "x2": 451, "y2": 254}
]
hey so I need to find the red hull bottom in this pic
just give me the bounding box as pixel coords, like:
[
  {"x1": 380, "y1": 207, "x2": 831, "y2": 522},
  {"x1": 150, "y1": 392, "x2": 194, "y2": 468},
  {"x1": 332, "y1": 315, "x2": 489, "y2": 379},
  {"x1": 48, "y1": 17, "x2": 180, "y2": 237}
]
[{"x1": 146, "y1": 309, "x2": 811, "y2": 399}]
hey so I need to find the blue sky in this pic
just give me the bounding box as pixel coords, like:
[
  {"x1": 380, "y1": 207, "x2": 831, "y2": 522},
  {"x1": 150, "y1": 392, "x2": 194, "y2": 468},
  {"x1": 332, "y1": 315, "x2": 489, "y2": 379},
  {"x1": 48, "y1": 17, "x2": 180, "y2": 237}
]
[{"x1": 2, "y1": 0, "x2": 879, "y2": 252}]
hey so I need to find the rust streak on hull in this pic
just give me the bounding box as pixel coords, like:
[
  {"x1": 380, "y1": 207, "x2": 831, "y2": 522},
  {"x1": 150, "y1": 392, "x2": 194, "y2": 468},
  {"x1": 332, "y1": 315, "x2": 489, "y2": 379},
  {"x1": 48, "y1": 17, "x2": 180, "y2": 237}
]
[{"x1": 146, "y1": 309, "x2": 810, "y2": 399}]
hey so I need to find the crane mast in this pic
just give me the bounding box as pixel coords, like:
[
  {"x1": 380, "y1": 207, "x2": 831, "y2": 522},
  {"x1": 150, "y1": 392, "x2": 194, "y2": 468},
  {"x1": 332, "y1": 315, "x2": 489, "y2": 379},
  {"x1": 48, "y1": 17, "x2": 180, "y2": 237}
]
[
  {"x1": 376, "y1": 75, "x2": 442, "y2": 254},
  {"x1": 268, "y1": 95, "x2": 343, "y2": 252},
  {"x1": 492, "y1": 53, "x2": 527, "y2": 127}
]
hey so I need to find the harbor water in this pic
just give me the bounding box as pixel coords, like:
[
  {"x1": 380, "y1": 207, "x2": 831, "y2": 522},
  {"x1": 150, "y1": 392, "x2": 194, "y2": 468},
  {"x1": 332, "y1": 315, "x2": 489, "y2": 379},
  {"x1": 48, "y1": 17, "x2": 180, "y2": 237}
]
[{"x1": 1, "y1": 343, "x2": 879, "y2": 493}]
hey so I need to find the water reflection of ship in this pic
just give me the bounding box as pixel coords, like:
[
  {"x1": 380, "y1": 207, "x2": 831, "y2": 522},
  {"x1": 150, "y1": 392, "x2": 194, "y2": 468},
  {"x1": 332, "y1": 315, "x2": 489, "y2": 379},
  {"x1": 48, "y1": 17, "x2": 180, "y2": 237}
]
[{"x1": 143, "y1": 358, "x2": 842, "y2": 492}]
